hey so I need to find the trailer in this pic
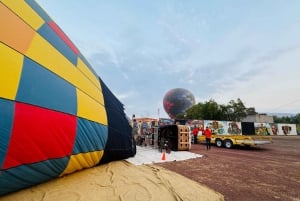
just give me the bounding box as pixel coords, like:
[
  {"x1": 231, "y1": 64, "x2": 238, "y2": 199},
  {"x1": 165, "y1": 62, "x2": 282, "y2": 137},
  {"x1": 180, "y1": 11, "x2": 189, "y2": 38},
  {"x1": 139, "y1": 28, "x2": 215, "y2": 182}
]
[{"x1": 197, "y1": 134, "x2": 272, "y2": 149}]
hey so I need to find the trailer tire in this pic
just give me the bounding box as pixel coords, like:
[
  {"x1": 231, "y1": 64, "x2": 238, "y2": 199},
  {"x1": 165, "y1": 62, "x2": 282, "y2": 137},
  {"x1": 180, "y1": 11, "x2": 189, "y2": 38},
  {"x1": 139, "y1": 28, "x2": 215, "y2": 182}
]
[
  {"x1": 215, "y1": 139, "x2": 223, "y2": 147},
  {"x1": 224, "y1": 140, "x2": 233, "y2": 149}
]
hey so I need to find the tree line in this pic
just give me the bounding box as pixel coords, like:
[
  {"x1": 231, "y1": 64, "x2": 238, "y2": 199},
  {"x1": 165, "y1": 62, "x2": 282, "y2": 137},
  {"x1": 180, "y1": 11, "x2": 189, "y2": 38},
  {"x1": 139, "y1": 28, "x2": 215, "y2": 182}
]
[
  {"x1": 274, "y1": 114, "x2": 300, "y2": 124},
  {"x1": 176, "y1": 98, "x2": 300, "y2": 124}
]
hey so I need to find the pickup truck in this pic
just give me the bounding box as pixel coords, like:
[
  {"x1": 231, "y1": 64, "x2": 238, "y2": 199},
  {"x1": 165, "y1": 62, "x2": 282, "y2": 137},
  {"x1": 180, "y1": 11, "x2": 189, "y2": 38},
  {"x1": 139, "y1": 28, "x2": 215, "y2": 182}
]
[{"x1": 197, "y1": 134, "x2": 272, "y2": 149}]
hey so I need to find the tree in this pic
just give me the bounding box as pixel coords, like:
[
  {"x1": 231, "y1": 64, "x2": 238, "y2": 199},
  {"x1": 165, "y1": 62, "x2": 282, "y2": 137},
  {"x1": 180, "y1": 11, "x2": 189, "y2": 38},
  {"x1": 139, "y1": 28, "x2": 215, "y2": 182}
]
[
  {"x1": 274, "y1": 113, "x2": 300, "y2": 124},
  {"x1": 186, "y1": 103, "x2": 204, "y2": 119},
  {"x1": 201, "y1": 99, "x2": 221, "y2": 120},
  {"x1": 185, "y1": 98, "x2": 247, "y2": 121},
  {"x1": 228, "y1": 98, "x2": 247, "y2": 121},
  {"x1": 294, "y1": 113, "x2": 300, "y2": 124},
  {"x1": 175, "y1": 113, "x2": 186, "y2": 119}
]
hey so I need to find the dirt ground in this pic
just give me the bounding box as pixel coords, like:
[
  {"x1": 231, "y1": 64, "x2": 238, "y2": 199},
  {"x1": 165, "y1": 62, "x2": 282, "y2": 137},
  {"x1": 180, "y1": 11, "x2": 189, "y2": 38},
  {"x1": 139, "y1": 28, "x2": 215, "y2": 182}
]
[{"x1": 156, "y1": 136, "x2": 300, "y2": 201}]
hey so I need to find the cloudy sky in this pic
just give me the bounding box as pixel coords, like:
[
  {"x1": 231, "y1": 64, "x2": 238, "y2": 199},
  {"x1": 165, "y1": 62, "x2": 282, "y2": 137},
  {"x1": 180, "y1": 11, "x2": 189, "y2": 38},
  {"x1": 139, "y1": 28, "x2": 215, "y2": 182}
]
[{"x1": 36, "y1": 0, "x2": 300, "y2": 118}]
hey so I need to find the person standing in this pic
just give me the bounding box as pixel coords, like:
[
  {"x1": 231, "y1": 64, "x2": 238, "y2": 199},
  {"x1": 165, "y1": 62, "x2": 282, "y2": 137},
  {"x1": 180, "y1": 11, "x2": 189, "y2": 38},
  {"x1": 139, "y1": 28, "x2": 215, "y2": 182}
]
[
  {"x1": 203, "y1": 126, "x2": 212, "y2": 150},
  {"x1": 192, "y1": 126, "x2": 199, "y2": 144},
  {"x1": 132, "y1": 119, "x2": 139, "y2": 142}
]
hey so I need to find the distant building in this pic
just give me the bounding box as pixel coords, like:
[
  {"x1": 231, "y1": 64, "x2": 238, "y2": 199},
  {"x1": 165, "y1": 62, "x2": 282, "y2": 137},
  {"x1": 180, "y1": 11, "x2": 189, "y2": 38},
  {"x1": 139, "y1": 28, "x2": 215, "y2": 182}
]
[
  {"x1": 130, "y1": 117, "x2": 159, "y2": 135},
  {"x1": 242, "y1": 113, "x2": 274, "y2": 123}
]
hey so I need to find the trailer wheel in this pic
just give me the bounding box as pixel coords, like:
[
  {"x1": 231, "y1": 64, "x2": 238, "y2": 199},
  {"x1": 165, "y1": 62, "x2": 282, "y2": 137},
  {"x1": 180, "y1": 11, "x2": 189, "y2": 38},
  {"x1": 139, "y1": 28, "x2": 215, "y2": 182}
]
[
  {"x1": 224, "y1": 140, "x2": 233, "y2": 149},
  {"x1": 215, "y1": 139, "x2": 223, "y2": 147}
]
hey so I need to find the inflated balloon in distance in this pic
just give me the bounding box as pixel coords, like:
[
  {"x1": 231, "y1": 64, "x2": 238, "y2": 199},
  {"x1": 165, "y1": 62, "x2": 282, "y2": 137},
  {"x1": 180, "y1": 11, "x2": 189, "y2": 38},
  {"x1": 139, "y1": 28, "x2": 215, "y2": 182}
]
[{"x1": 163, "y1": 88, "x2": 196, "y2": 119}]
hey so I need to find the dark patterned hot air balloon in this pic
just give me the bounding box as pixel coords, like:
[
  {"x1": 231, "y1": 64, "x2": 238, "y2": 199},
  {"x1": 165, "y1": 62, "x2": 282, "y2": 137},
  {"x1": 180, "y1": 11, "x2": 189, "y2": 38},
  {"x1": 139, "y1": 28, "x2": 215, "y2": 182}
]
[
  {"x1": 0, "y1": 0, "x2": 135, "y2": 195},
  {"x1": 163, "y1": 88, "x2": 196, "y2": 119}
]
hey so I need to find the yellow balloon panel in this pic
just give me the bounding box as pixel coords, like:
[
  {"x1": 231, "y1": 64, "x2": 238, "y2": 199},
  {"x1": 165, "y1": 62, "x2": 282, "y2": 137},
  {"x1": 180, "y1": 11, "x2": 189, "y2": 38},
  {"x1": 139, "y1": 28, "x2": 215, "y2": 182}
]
[
  {"x1": 77, "y1": 57, "x2": 101, "y2": 90},
  {"x1": 77, "y1": 89, "x2": 107, "y2": 125},
  {"x1": 61, "y1": 150, "x2": 104, "y2": 176},
  {"x1": 0, "y1": 44, "x2": 23, "y2": 100}
]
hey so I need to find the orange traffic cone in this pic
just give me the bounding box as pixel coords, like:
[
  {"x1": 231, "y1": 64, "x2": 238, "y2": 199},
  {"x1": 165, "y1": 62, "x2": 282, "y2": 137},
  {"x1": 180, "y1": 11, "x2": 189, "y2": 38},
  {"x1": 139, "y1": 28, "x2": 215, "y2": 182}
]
[{"x1": 161, "y1": 150, "x2": 166, "y2": 160}]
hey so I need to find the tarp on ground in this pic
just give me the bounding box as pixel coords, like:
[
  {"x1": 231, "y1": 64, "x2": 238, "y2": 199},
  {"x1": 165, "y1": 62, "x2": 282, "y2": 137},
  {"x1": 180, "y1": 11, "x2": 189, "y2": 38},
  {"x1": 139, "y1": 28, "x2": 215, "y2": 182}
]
[{"x1": 0, "y1": 160, "x2": 224, "y2": 201}]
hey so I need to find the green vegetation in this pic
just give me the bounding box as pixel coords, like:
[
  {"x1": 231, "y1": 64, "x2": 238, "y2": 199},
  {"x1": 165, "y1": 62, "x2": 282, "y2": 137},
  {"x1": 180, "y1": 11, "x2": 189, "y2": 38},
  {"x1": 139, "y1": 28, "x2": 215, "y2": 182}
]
[
  {"x1": 177, "y1": 98, "x2": 299, "y2": 123},
  {"x1": 274, "y1": 114, "x2": 300, "y2": 124},
  {"x1": 181, "y1": 98, "x2": 247, "y2": 121}
]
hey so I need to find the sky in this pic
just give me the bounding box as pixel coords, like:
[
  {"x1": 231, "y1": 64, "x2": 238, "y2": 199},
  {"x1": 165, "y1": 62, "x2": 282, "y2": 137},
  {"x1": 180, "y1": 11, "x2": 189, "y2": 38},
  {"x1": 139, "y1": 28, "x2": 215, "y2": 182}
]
[{"x1": 36, "y1": 0, "x2": 300, "y2": 118}]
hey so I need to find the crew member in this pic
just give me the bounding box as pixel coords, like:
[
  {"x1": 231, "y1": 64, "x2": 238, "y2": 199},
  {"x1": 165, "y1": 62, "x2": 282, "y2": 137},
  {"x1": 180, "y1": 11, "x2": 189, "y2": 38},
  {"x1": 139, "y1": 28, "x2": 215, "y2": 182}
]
[
  {"x1": 203, "y1": 126, "x2": 212, "y2": 150},
  {"x1": 192, "y1": 126, "x2": 199, "y2": 144}
]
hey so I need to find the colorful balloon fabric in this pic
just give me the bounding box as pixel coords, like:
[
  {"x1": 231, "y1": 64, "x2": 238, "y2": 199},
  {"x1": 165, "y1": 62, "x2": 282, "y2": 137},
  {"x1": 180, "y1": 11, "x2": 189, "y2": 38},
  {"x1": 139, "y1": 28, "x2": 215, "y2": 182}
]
[{"x1": 0, "y1": 0, "x2": 134, "y2": 195}]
